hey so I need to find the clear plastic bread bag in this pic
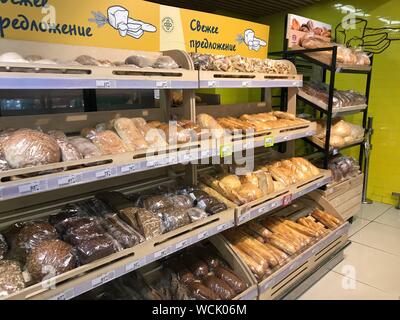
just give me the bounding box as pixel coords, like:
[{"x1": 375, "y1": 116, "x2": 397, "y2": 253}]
[
  {"x1": 187, "y1": 208, "x2": 209, "y2": 223},
  {"x1": 157, "y1": 207, "x2": 191, "y2": 232},
  {"x1": 152, "y1": 56, "x2": 179, "y2": 69},
  {"x1": 49, "y1": 202, "x2": 92, "y2": 234},
  {"x1": 0, "y1": 260, "x2": 25, "y2": 297},
  {"x1": 125, "y1": 54, "x2": 158, "y2": 68},
  {"x1": 48, "y1": 130, "x2": 83, "y2": 162},
  {"x1": 86, "y1": 129, "x2": 128, "y2": 155},
  {"x1": 26, "y1": 239, "x2": 77, "y2": 283},
  {"x1": 0, "y1": 234, "x2": 8, "y2": 260},
  {"x1": 101, "y1": 214, "x2": 144, "y2": 248},
  {"x1": 68, "y1": 137, "x2": 102, "y2": 159},
  {"x1": 143, "y1": 195, "x2": 174, "y2": 212}
]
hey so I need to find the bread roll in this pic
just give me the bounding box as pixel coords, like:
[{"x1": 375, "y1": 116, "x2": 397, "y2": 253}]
[
  {"x1": 114, "y1": 118, "x2": 148, "y2": 151},
  {"x1": 272, "y1": 111, "x2": 296, "y2": 121},
  {"x1": 330, "y1": 135, "x2": 345, "y2": 147},
  {"x1": 234, "y1": 183, "x2": 263, "y2": 202},
  {"x1": 219, "y1": 175, "x2": 241, "y2": 190},
  {"x1": 3, "y1": 129, "x2": 61, "y2": 168}
]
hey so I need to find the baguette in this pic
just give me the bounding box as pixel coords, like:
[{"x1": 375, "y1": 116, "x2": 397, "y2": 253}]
[
  {"x1": 283, "y1": 220, "x2": 320, "y2": 238},
  {"x1": 306, "y1": 216, "x2": 330, "y2": 231},
  {"x1": 273, "y1": 222, "x2": 312, "y2": 246},
  {"x1": 201, "y1": 174, "x2": 243, "y2": 205},
  {"x1": 263, "y1": 242, "x2": 289, "y2": 265},
  {"x1": 247, "y1": 221, "x2": 273, "y2": 240},
  {"x1": 232, "y1": 230, "x2": 279, "y2": 268},
  {"x1": 224, "y1": 231, "x2": 270, "y2": 270},
  {"x1": 314, "y1": 209, "x2": 342, "y2": 225},
  {"x1": 234, "y1": 247, "x2": 268, "y2": 280},
  {"x1": 298, "y1": 216, "x2": 328, "y2": 236},
  {"x1": 267, "y1": 233, "x2": 298, "y2": 255},
  {"x1": 312, "y1": 209, "x2": 341, "y2": 229},
  {"x1": 241, "y1": 226, "x2": 265, "y2": 244},
  {"x1": 272, "y1": 111, "x2": 296, "y2": 121},
  {"x1": 262, "y1": 219, "x2": 304, "y2": 249},
  {"x1": 292, "y1": 157, "x2": 320, "y2": 176}
]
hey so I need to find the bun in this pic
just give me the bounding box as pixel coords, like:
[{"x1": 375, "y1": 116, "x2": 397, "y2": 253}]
[
  {"x1": 332, "y1": 120, "x2": 352, "y2": 137},
  {"x1": 219, "y1": 175, "x2": 242, "y2": 190},
  {"x1": 330, "y1": 135, "x2": 345, "y2": 147}
]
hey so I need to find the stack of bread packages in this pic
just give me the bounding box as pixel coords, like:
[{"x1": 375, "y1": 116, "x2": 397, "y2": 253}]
[
  {"x1": 200, "y1": 157, "x2": 321, "y2": 206},
  {"x1": 224, "y1": 209, "x2": 343, "y2": 281},
  {"x1": 77, "y1": 244, "x2": 249, "y2": 300}
]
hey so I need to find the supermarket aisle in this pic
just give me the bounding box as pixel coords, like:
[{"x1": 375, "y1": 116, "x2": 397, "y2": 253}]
[{"x1": 299, "y1": 202, "x2": 400, "y2": 300}]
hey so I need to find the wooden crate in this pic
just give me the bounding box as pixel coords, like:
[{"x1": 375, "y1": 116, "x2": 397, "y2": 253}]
[
  {"x1": 140, "y1": 238, "x2": 258, "y2": 301},
  {"x1": 216, "y1": 195, "x2": 349, "y2": 300},
  {"x1": 313, "y1": 174, "x2": 363, "y2": 220},
  {"x1": 307, "y1": 135, "x2": 364, "y2": 152}
]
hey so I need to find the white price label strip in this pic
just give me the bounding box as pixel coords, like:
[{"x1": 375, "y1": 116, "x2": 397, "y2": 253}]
[
  {"x1": 121, "y1": 164, "x2": 136, "y2": 174},
  {"x1": 126, "y1": 258, "x2": 146, "y2": 272},
  {"x1": 239, "y1": 212, "x2": 251, "y2": 223},
  {"x1": 176, "y1": 239, "x2": 189, "y2": 250},
  {"x1": 197, "y1": 231, "x2": 209, "y2": 240},
  {"x1": 154, "y1": 249, "x2": 168, "y2": 259},
  {"x1": 96, "y1": 169, "x2": 113, "y2": 179},
  {"x1": 91, "y1": 271, "x2": 115, "y2": 288},
  {"x1": 18, "y1": 182, "x2": 41, "y2": 195},
  {"x1": 217, "y1": 224, "x2": 227, "y2": 232},
  {"x1": 58, "y1": 175, "x2": 77, "y2": 187},
  {"x1": 241, "y1": 81, "x2": 250, "y2": 87},
  {"x1": 208, "y1": 80, "x2": 217, "y2": 88},
  {"x1": 96, "y1": 80, "x2": 115, "y2": 88},
  {"x1": 156, "y1": 81, "x2": 170, "y2": 88}
]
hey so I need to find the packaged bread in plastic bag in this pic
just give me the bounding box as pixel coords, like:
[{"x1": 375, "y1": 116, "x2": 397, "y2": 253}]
[
  {"x1": 49, "y1": 203, "x2": 92, "y2": 234},
  {"x1": 157, "y1": 207, "x2": 191, "y2": 232},
  {"x1": 3, "y1": 129, "x2": 61, "y2": 169},
  {"x1": 86, "y1": 129, "x2": 128, "y2": 155},
  {"x1": 114, "y1": 118, "x2": 148, "y2": 151},
  {"x1": 152, "y1": 56, "x2": 179, "y2": 69},
  {"x1": 48, "y1": 130, "x2": 83, "y2": 162},
  {"x1": 26, "y1": 239, "x2": 77, "y2": 283},
  {"x1": 120, "y1": 207, "x2": 163, "y2": 240},
  {"x1": 69, "y1": 137, "x2": 102, "y2": 159},
  {"x1": 187, "y1": 208, "x2": 209, "y2": 223},
  {"x1": 101, "y1": 214, "x2": 144, "y2": 248},
  {"x1": 143, "y1": 195, "x2": 174, "y2": 212},
  {"x1": 203, "y1": 275, "x2": 236, "y2": 300},
  {"x1": 62, "y1": 217, "x2": 105, "y2": 245},
  {"x1": 0, "y1": 234, "x2": 8, "y2": 260},
  {"x1": 8, "y1": 221, "x2": 59, "y2": 263},
  {"x1": 125, "y1": 54, "x2": 158, "y2": 68},
  {"x1": 0, "y1": 260, "x2": 25, "y2": 297}
]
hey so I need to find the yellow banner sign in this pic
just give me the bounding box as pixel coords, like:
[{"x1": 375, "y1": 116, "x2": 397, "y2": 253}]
[{"x1": 0, "y1": 0, "x2": 269, "y2": 58}]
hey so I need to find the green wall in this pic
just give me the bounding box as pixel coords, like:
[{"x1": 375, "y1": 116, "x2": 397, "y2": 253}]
[{"x1": 261, "y1": 0, "x2": 400, "y2": 205}]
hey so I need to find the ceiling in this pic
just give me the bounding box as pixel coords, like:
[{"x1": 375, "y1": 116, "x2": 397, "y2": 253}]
[{"x1": 148, "y1": 0, "x2": 323, "y2": 20}]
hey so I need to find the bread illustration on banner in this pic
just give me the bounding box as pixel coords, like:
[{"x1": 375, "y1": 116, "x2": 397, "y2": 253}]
[
  {"x1": 89, "y1": 6, "x2": 157, "y2": 39},
  {"x1": 243, "y1": 29, "x2": 267, "y2": 51}
]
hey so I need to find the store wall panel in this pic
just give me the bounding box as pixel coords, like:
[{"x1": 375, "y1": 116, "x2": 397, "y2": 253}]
[{"x1": 262, "y1": 0, "x2": 400, "y2": 205}]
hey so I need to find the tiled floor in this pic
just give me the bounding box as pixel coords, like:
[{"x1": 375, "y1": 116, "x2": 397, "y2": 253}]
[{"x1": 298, "y1": 202, "x2": 400, "y2": 300}]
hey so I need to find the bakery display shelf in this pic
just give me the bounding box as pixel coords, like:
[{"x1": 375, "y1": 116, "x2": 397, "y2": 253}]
[
  {"x1": 320, "y1": 173, "x2": 363, "y2": 200},
  {"x1": 0, "y1": 62, "x2": 198, "y2": 90},
  {"x1": 215, "y1": 195, "x2": 350, "y2": 300},
  {"x1": 231, "y1": 122, "x2": 317, "y2": 151},
  {"x1": 235, "y1": 169, "x2": 332, "y2": 225},
  {"x1": 199, "y1": 70, "x2": 303, "y2": 88},
  {"x1": 0, "y1": 140, "x2": 219, "y2": 202},
  {"x1": 306, "y1": 136, "x2": 365, "y2": 154},
  {"x1": 298, "y1": 90, "x2": 367, "y2": 116},
  {"x1": 3, "y1": 204, "x2": 235, "y2": 300},
  {"x1": 138, "y1": 238, "x2": 258, "y2": 301}
]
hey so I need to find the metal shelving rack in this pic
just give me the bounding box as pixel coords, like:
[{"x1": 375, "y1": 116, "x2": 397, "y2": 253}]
[{"x1": 280, "y1": 46, "x2": 373, "y2": 169}]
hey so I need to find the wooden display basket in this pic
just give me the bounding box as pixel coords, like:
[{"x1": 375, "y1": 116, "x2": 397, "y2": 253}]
[
  {"x1": 311, "y1": 173, "x2": 363, "y2": 220},
  {"x1": 235, "y1": 169, "x2": 332, "y2": 225},
  {"x1": 307, "y1": 135, "x2": 364, "y2": 152},
  {"x1": 139, "y1": 238, "x2": 258, "y2": 301},
  {"x1": 217, "y1": 195, "x2": 349, "y2": 300}
]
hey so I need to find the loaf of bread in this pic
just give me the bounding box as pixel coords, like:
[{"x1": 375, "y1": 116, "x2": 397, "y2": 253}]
[
  {"x1": 48, "y1": 130, "x2": 83, "y2": 162},
  {"x1": 0, "y1": 234, "x2": 7, "y2": 260},
  {"x1": 125, "y1": 54, "x2": 158, "y2": 68},
  {"x1": 234, "y1": 246, "x2": 268, "y2": 280},
  {"x1": 3, "y1": 129, "x2": 61, "y2": 168},
  {"x1": 167, "y1": 258, "x2": 195, "y2": 284},
  {"x1": 283, "y1": 220, "x2": 320, "y2": 238},
  {"x1": 183, "y1": 253, "x2": 209, "y2": 278},
  {"x1": 88, "y1": 130, "x2": 128, "y2": 155},
  {"x1": 158, "y1": 123, "x2": 191, "y2": 144},
  {"x1": 124, "y1": 207, "x2": 163, "y2": 240},
  {"x1": 203, "y1": 275, "x2": 236, "y2": 300},
  {"x1": 0, "y1": 260, "x2": 25, "y2": 297},
  {"x1": 214, "y1": 266, "x2": 247, "y2": 294},
  {"x1": 75, "y1": 234, "x2": 120, "y2": 265},
  {"x1": 69, "y1": 137, "x2": 102, "y2": 159},
  {"x1": 114, "y1": 118, "x2": 148, "y2": 151},
  {"x1": 234, "y1": 183, "x2": 263, "y2": 202},
  {"x1": 26, "y1": 239, "x2": 77, "y2": 283},
  {"x1": 189, "y1": 282, "x2": 220, "y2": 300},
  {"x1": 102, "y1": 214, "x2": 144, "y2": 249},
  {"x1": 312, "y1": 209, "x2": 342, "y2": 229},
  {"x1": 197, "y1": 114, "x2": 224, "y2": 139}
]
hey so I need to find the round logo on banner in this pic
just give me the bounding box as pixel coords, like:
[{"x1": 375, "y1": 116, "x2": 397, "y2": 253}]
[{"x1": 162, "y1": 17, "x2": 174, "y2": 32}]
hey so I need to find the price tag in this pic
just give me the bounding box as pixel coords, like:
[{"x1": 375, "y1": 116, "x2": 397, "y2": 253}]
[
  {"x1": 257, "y1": 205, "x2": 268, "y2": 215},
  {"x1": 146, "y1": 160, "x2": 157, "y2": 168},
  {"x1": 208, "y1": 80, "x2": 217, "y2": 88},
  {"x1": 239, "y1": 212, "x2": 251, "y2": 223},
  {"x1": 264, "y1": 136, "x2": 275, "y2": 148},
  {"x1": 181, "y1": 153, "x2": 191, "y2": 162},
  {"x1": 96, "y1": 80, "x2": 115, "y2": 88},
  {"x1": 169, "y1": 155, "x2": 178, "y2": 164},
  {"x1": 91, "y1": 271, "x2": 115, "y2": 288},
  {"x1": 217, "y1": 224, "x2": 227, "y2": 232},
  {"x1": 52, "y1": 289, "x2": 75, "y2": 301},
  {"x1": 271, "y1": 201, "x2": 279, "y2": 209},
  {"x1": 283, "y1": 194, "x2": 293, "y2": 206},
  {"x1": 126, "y1": 258, "x2": 146, "y2": 272},
  {"x1": 156, "y1": 80, "x2": 170, "y2": 88},
  {"x1": 18, "y1": 182, "x2": 41, "y2": 195},
  {"x1": 289, "y1": 262, "x2": 299, "y2": 271},
  {"x1": 154, "y1": 249, "x2": 168, "y2": 259},
  {"x1": 0, "y1": 188, "x2": 4, "y2": 201},
  {"x1": 197, "y1": 231, "x2": 209, "y2": 240},
  {"x1": 95, "y1": 168, "x2": 113, "y2": 179},
  {"x1": 220, "y1": 144, "x2": 233, "y2": 158},
  {"x1": 121, "y1": 164, "x2": 136, "y2": 174},
  {"x1": 241, "y1": 81, "x2": 250, "y2": 87},
  {"x1": 58, "y1": 175, "x2": 77, "y2": 187},
  {"x1": 176, "y1": 239, "x2": 189, "y2": 250}
]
